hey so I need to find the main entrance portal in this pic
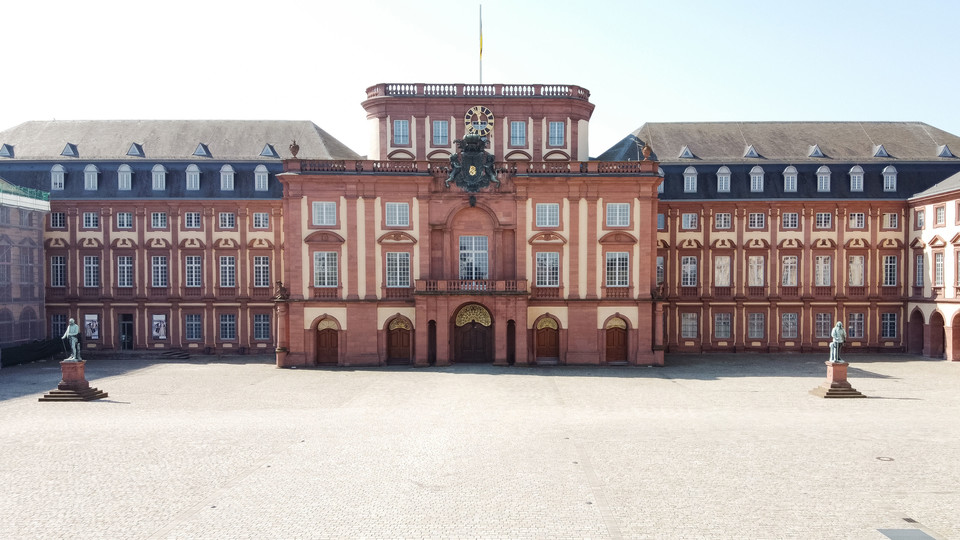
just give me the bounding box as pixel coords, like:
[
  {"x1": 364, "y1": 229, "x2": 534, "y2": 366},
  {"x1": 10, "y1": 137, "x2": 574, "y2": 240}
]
[{"x1": 454, "y1": 304, "x2": 493, "y2": 363}]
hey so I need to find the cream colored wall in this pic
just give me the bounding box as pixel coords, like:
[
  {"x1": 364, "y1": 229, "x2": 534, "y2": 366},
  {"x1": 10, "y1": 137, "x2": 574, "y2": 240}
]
[
  {"x1": 577, "y1": 119, "x2": 589, "y2": 161},
  {"x1": 378, "y1": 307, "x2": 417, "y2": 329},
  {"x1": 527, "y1": 307, "x2": 568, "y2": 329},
  {"x1": 578, "y1": 199, "x2": 588, "y2": 298},
  {"x1": 356, "y1": 198, "x2": 367, "y2": 297},
  {"x1": 304, "y1": 307, "x2": 348, "y2": 330},
  {"x1": 598, "y1": 306, "x2": 638, "y2": 329}
]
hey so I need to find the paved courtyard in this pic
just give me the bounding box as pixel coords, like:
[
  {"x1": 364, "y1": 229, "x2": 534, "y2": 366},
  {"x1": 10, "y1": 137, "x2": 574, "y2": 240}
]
[{"x1": 1, "y1": 352, "x2": 958, "y2": 539}]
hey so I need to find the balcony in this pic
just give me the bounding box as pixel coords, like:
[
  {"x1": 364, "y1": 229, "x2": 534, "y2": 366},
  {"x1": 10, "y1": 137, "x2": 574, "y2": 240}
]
[
  {"x1": 46, "y1": 287, "x2": 67, "y2": 300},
  {"x1": 847, "y1": 286, "x2": 866, "y2": 298},
  {"x1": 712, "y1": 286, "x2": 732, "y2": 298},
  {"x1": 251, "y1": 287, "x2": 272, "y2": 299},
  {"x1": 383, "y1": 287, "x2": 413, "y2": 300},
  {"x1": 115, "y1": 287, "x2": 134, "y2": 298},
  {"x1": 531, "y1": 286, "x2": 561, "y2": 299},
  {"x1": 366, "y1": 83, "x2": 591, "y2": 101},
  {"x1": 603, "y1": 287, "x2": 631, "y2": 299},
  {"x1": 415, "y1": 280, "x2": 528, "y2": 295},
  {"x1": 312, "y1": 286, "x2": 340, "y2": 299},
  {"x1": 880, "y1": 286, "x2": 900, "y2": 298},
  {"x1": 779, "y1": 286, "x2": 799, "y2": 298},
  {"x1": 747, "y1": 286, "x2": 766, "y2": 298},
  {"x1": 183, "y1": 287, "x2": 203, "y2": 299},
  {"x1": 148, "y1": 287, "x2": 169, "y2": 299},
  {"x1": 80, "y1": 287, "x2": 100, "y2": 298},
  {"x1": 217, "y1": 287, "x2": 237, "y2": 298},
  {"x1": 813, "y1": 286, "x2": 833, "y2": 298},
  {"x1": 679, "y1": 286, "x2": 699, "y2": 298}
]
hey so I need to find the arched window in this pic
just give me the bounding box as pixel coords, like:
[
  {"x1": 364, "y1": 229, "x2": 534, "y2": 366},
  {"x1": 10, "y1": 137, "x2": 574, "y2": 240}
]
[
  {"x1": 882, "y1": 165, "x2": 897, "y2": 192},
  {"x1": 152, "y1": 164, "x2": 167, "y2": 190},
  {"x1": 783, "y1": 166, "x2": 798, "y2": 192},
  {"x1": 83, "y1": 164, "x2": 99, "y2": 190},
  {"x1": 849, "y1": 165, "x2": 864, "y2": 192},
  {"x1": 117, "y1": 164, "x2": 132, "y2": 191},
  {"x1": 716, "y1": 166, "x2": 731, "y2": 193},
  {"x1": 50, "y1": 165, "x2": 65, "y2": 191},
  {"x1": 683, "y1": 166, "x2": 697, "y2": 193},
  {"x1": 186, "y1": 164, "x2": 200, "y2": 191},
  {"x1": 254, "y1": 164, "x2": 269, "y2": 191},
  {"x1": 816, "y1": 166, "x2": 831, "y2": 192},
  {"x1": 220, "y1": 164, "x2": 235, "y2": 191},
  {"x1": 749, "y1": 166, "x2": 764, "y2": 192}
]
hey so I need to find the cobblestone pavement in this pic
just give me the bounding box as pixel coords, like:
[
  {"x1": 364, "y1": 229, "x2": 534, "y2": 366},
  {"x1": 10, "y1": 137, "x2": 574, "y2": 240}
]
[{"x1": 1, "y1": 352, "x2": 958, "y2": 539}]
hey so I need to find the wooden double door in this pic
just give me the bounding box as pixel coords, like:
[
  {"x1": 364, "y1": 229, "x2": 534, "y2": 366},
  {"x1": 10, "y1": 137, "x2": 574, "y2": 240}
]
[{"x1": 455, "y1": 322, "x2": 492, "y2": 363}]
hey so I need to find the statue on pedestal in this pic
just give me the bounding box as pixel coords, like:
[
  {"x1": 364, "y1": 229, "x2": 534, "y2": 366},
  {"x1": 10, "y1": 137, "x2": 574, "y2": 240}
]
[
  {"x1": 829, "y1": 321, "x2": 846, "y2": 363},
  {"x1": 62, "y1": 318, "x2": 82, "y2": 362}
]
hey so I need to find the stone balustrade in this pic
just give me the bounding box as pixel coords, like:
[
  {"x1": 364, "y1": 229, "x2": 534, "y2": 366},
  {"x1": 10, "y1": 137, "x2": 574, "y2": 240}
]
[{"x1": 366, "y1": 83, "x2": 591, "y2": 101}]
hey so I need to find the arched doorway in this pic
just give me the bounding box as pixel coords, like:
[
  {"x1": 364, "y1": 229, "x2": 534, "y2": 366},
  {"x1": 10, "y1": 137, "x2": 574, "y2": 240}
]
[
  {"x1": 386, "y1": 317, "x2": 413, "y2": 365},
  {"x1": 929, "y1": 312, "x2": 945, "y2": 359},
  {"x1": 952, "y1": 313, "x2": 960, "y2": 361},
  {"x1": 535, "y1": 317, "x2": 560, "y2": 364},
  {"x1": 907, "y1": 310, "x2": 924, "y2": 355},
  {"x1": 454, "y1": 304, "x2": 493, "y2": 363},
  {"x1": 315, "y1": 319, "x2": 339, "y2": 365},
  {"x1": 605, "y1": 317, "x2": 628, "y2": 364}
]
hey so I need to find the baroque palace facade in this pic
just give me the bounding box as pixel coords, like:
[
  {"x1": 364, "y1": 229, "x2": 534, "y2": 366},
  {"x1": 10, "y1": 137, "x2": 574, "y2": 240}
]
[{"x1": 3, "y1": 84, "x2": 960, "y2": 363}]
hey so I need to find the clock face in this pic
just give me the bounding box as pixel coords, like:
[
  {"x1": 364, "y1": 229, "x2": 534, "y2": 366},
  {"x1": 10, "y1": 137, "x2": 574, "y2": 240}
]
[{"x1": 464, "y1": 105, "x2": 495, "y2": 136}]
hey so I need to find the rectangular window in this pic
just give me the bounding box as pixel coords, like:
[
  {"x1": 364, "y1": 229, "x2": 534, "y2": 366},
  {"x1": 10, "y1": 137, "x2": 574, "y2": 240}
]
[
  {"x1": 548, "y1": 121, "x2": 564, "y2": 146},
  {"x1": 117, "y1": 256, "x2": 133, "y2": 288},
  {"x1": 151, "y1": 212, "x2": 167, "y2": 229},
  {"x1": 185, "y1": 255, "x2": 202, "y2": 288},
  {"x1": 606, "y1": 203, "x2": 630, "y2": 227},
  {"x1": 83, "y1": 256, "x2": 99, "y2": 288},
  {"x1": 884, "y1": 172, "x2": 897, "y2": 192},
  {"x1": 152, "y1": 256, "x2": 168, "y2": 287},
  {"x1": 536, "y1": 203, "x2": 560, "y2": 228},
  {"x1": 815, "y1": 314, "x2": 833, "y2": 338},
  {"x1": 684, "y1": 173, "x2": 697, "y2": 193},
  {"x1": 781, "y1": 255, "x2": 798, "y2": 286},
  {"x1": 255, "y1": 169, "x2": 269, "y2": 192},
  {"x1": 682, "y1": 213, "x2": 698, "y2": 230},
  {"x1": 83, "y1": 212, "x2": 99, "y2": 229},
  {"x1": 915, "y1": 254, "x2": 925, "y2": 287},
  {"x1": 536, "y1": 252, "x2": 560, "y2": 287},
  {"x1": 116, "y1": 212, "x2": 133, "y2": 229},
  {"x1": 312, "y1": 201, "x2": 337, "y2": 226},
  {"x1": 219, "y1": 256, "x2": 236, "y2": 287},
  {"x1": 52, "y1": 314, "x2": 67, "y2": 340},
  {"x1": 681, "y1": 256, "x2": 697, "y2": 287},
  {"x1": 750, "y1": 173, "x2": 763, "y2": 192},
  {"x1": 432, "y1": 120, "x2": 449, "y2": 146},
  {"x1": 657, "y1": 213, "x2": 666, "y2": 230},
  {"x1": 717, "y1": 174, "x2": 730, "y2": 193},
  {"x1": 51, "y1": 170, "x2": 64, "y2": 190},
  {"x1": 386, "y1": 252, "x2": 410, "y2": 288},
  {"x1": 781, "y1": 313, "x2": 798, "y2": 339},
  {"x1": 385, "y1": 202, "x2": 410, "y2": 227},
  {"x1": 748, "y1": 313, "x2": 765, "y2": 339},
  {"x1": 681, "y1": 313, "x2": 698, "y2": 339},
  {"x1": 748, "y1": 256, "x2": 765, "y2": 286},
  {"x1": 313, "y1": 252, "x2": 338, "y2": 287},
  {"x1": 715, "y1": 213, "x2": 731, "y2": 229},
  {"x1": 784, "y1": 173, "x2": 797, "y2": 192},
  {"x1": 881, "y1": 313, "x2": 897, "y2": 338},
  {"x1": 883, "y1": 213, "x2": 898, "y2": 229},
  {"x1": 458, "y1": 236, "x2": 489, "y2": 280},
  {"x1": 935, "y1": 252, "x2": 944, "y2": 286},
  {"x1": 84, "y1": 170, "x2": 98, "y2": 190},
  {"x1": 185, "y1": 314, "x2": 202, "y2": 341},
  {"x1": 850, "y1": 173, "x2": 863, "y2": 192},
  {"x1": 185, "y1": 212, "x2": 202, "y2": 229},
  {"x1": 656, "y1": 256, "x2": 665, "y2": 285},
  {"x1": 714, "y1": 313, "x2": 731, "y2": 339},
  {"x1": 782, "y1": 212, "x2": 799, "y2": 229},
  {"x1": 220, "y1": 314, "x2": 236, "y2": 341},
  {"x1": 115, "y1": 170, "x2": 129, "y2": 190},
  {"x1": 152, "y1": 170, "x2": 166, "y2": 190},
  {"x1": 605, "y1": 252, "x2": 629, "y2": 287},
  {"x1": 51, "y1": 212, "x2": 66, "y2": 229},
  {"x1": 847, "y1": 313, "x2": 864, "y2": 339},
  {"x1": 186, "y1": 169, "x2": 200, "y2": 191},
  {"x1": 510, "y1": 121, "x2": 526, "y2": 146},
  {"x1": 221, "y1": 168, "x2": 234, "y2": 192},
  {"x1": 254, "y1": 314, "x2": 270, "y2": 341},
  {"x1": 393, "y1": 119, "x2": 409, "y2": 145},
  {"x1": 916, "y1": 210, "x2": 925, "y2": 229},
  {"x1": 936, "y1": 206, "x2": 946, "y2": 225},
  {"x1": 748, "y1": 213, "x2": 765, "y2": 229},
  {"x1": 848, "y1": 255, "x2": 865, "y2": 287},
  {"x1": 815, "y1": 256, "x2": 832, "y2": 286},
  {"x1": 51, "y1": 256, "x2": 66, "y2": 287},
  {"x1": 714, "y1": 256, "x2": 731, "y2": 287},
  {"x1": 219, "y1": 212, "x2": 236, "y2": 229},
  {"x1": 883, "y1": 256, "x2": 898, "y2": 286},
  {"x1": 815, "y1": 212, "x2": 832, "y2": 229},
  {"x1": 849, "y1": 213, "x2": 865, "y2": 229},
  {"x1": 254, "y1": 256, "x2": 271, "y2": 288},
  {"x1": 817, "y1": 173, "x2": 830, "y2": 192},
  {"x1": 253, "y1": 212, "x2": 270, "y2": 229}
]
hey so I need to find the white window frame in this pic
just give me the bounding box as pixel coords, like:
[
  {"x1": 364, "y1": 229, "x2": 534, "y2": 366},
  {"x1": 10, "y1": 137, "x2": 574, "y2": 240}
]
[
  {"x1": 783, "y1": 166, "x2": 798, "y2": 192},
  {"x1": 312, "y1": 201, "x2": 337, "y2": 226},
  {"x1": 847, "y1": 313, "x2": 864, "y2": 339},
  {"x1": 151, "y1": 212, "x2": 168, "y2": 229},
  {"x1": 117, "y1": 164, "x2": 132, "y2": 191},
  {"x1": 715, "y1": 213, "x2": 731, "y2": 229},
  {"x1": 152, "y1": 164, "x2": 167, "y2": 190},
  {"x1": 458, "y1": 236, "x2": 489, "y2": 280},
  {"x1": 185, "y1": 212, "x2": 202, "y2": 229},
  {"x1": 849, "y1": 212, "x2": 865, "y2": 229},
  {"x1": 816, "y1": 166, "x2": 831, "y2": 192},
  {"x1": 915, "y1": 254, "x2": 925, "y2": 287},
  {"x1": 849, "y1": 166, "x2": 864, "y2": 192},
  {"x1": 220, "y1": 164, "x2": 235, "y2": 191},
  {"x1": 883, "y1": 255, "x2": 898, "y2": 287},
  {"x1": 185, "y1": 255, "x2": 202, "y2": 288},
  {"x1": 606, "y1": 203, "x2": 630, "y2": 227},
  {"x1": 535, "y1": 252, "x2": 560, "y2": 287},
  {"x1": 116, "y1": 212, "x2": 133, "y2": 229},
  {"x1": 254, "y1": 314, "x2": 270, "y2": 341},
  {"x1": 716, "y1": 166, "x2": 730, "y2": 193},
  {"x1": 815, "y1": 255, "x2": 832, "y2": 286},
  {"x1": 151, "y1": 256, "x2": 168, "y2": 287},
  {"x1": 432, "y1": 120, "x2": 449, "y2": 146},
  {"x1": 782, "y1": 212, "x2": 799, "y2": 229},
  {"x1": 510, "y1": 121, "x2": 526, "y2": 146},
  {"x1": 50, "y1": 212, "x2": 66, "y2": 228},
  {"x1": 815, "y1": 212, "x2": 832, "y2": 229},
  {"x1": 748, "y1": 213, "x2": 765, "y2": 229},
  {"x1": 82, "y1": 164, "x2": 98, "y2": 190},
  {"x1": 748, "y1": 313, "x2": 765, "y2": 339},
  {"x1": 253, "y1": 212, "x2": 270, "y2": 229},
  {"x1": 548, "y1": 121, "x2": 564, "y2": 146},
  {"x1": 680, "y1": 313, "x2": 698, "y2": 339},
  {"x1": 782, "y1": 255, "x2": 798, "y2": 286},
  {"x1": 749, "y1": 166, "x2": 764, "y2": 192},
  {"x1": 386, "y1": 252, "x2": 410, "y2": 288},
  {"x1": 117, "y1": 256, "x2": 133, "y2": 288},
  {"x1": 219, "y1": 212, "x2": 236, "y2": 229},
  {"x1": 254, "y1": 256, "x2": 270, "y2": 288},
  {"x1": 220, "y1": 314, "x2": 237, "y2": 341},
  {"x1": 393, "y1": 119, "x2": 409, "y2": 145},
  {"x1": 219, "y1": 256, "x2": 236, "y2": 287},
  {"x1": 255, "y1": 164, "x2": 269, "y2": 191},
  {"x1": 313, "y1": 251, "x2": 339, "y2": 287},
  {"x1": 83, "y1": 212, "x2": 99, "y2": 229},
  {"x1": 682, "y1": 213, "x2": 698, "y2": 230},
  {"x1": 935, "y1": 252, "x2": 944, "y2": 287},
  {"x1": 385, "y1": 202, "x2": 410, "y2": 227},
  {"x1": 781, "y1": 313, "x2": 798, "y2": 339},
  {"x1": 881, "y1": 313, "x2": 897, "y2": 338},
  {"x1": 714, "y1": 313, "x2": 732, "y2": 339},
  {"x1": 51, "y1": 165, "x2": 65, "y2": 190},
  {"x1": 748, "y1": 256, "x2": 765, "y2": 286},
  {"x1": 883, "y1": 213, "x2": 898, "y2": 229},
  {"x1": 681, "y1": 256, "x2": 697, "y2": 287},
  {"x1": 186, "y1": 164, "x2": 201, "y2": 191},
  {"x1": 605, "y1": 252, "x2": 629, "y2": 287},
  {"x1": 83, "y1": 256, "x2": 100, "y2": 288},
  {"x1": 185, "y1": 314, "x2": 203, "y2": 341},
  {"x1": 536, "y1": 203, "x2": 560, "y2": 228},
  {"x1": 882, "y1": 166, "x2": 897, "y2": 192},
  {"x1": 683, "y1": 167, "x2": 697, "y2": 193},
  {"x1": 50, "y1": 255, "x2": 66, "y2": 287}
]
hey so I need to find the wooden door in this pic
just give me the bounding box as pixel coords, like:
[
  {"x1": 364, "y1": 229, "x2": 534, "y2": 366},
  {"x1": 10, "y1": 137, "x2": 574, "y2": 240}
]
[
  {"x1": 387, "y1": 328, "x2": 411, "y2": 364},
  {"x1": 605, "y1": 327, "x2": 627, "y2": 364},
  {"x1": 316, "y1": 328, "x2": 338, "y2": 365},
  {"x1": 456, "y1": 322, "x2": 491, "y2": 363},
  {"x1": 535, "y1": 327, "x2": 559, "y2": 362}
]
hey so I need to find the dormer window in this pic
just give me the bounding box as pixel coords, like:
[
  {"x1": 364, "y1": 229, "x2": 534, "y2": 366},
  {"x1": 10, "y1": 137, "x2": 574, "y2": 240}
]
[
  {"x1": 683, "y1": 166, "x2": 697, "y2": 193},
  {"x1": 83, "y1": 164, "x2": 99, "y2": 190},
  {"x1": 0, "y1": 144, "x2": 13, "y2": 158},
  {"x1": 186, "y1": 164, "x2": 201, "y2": 191},
  {"x1": 882, "y1": 165, "x2": 897, "y2": 192},
  {"x1": 849, "y1": 165, "x2": 864, "y2": 192},
  {"x1": 743, "y1": 145, "x2": 760, "y2": 158},
  {"x1": 816, "y1": 166, "x2": 831, "y2": 192},
  {"x1": 808, "y1": 144, "x2": 825, "y2": 158},
  {"x1": 716, "y1": 166, "x2": 731, "y2": 193},
  {"x1": 126, "y1": 143, "x2": 144, "y2": 157},
  {"x1": 255, "y1": 164, "x2": 269, "y2": 191},
  {"x1": 152, "y1": 164, "x2": 167, "y2": 190},
  {"x1": 193, "y1": 143, "x2": 211, "y2": 158},
  {"x1": 259, "y1": 144, "x2": 279, "y2": 158},
  {"x1": 678, "y1": 145, "x2": 695, "y2": 159},
  {"x1": 61, "y1": 143, "x2": 78, "y2": 157},
  {"x1": 117, "y1": 165, "x2": 132, "y2": 191},
  {"x1": 50, "y1": 165, "x2": 65, "y2": 190},
  {"x1": 938, "y1": 144, "x2": 954, "y2": 158},
  {"x1": 749, "y1": 166, "x2": 764, "y2": 192},
  {"x1": 873, "y1": 144, "x2": 889, "y2": 158},
  {"x1": 783, "y1": 166, "x2": 798, "y2": 192},
  {"x1": 220, "y1": 164, "x2": 235, "y2": 191}
]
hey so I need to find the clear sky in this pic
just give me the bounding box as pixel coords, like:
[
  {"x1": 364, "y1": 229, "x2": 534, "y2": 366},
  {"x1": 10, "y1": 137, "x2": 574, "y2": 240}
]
[{"x1": 2, "y1": 0, "x2": 958, "y2": 158}]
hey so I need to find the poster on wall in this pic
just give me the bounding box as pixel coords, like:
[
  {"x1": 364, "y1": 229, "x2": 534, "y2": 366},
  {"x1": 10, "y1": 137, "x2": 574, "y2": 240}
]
[
  {"x1": 84, "y1": 314, "x2": 99, "y2": 340},
  {"x1": 152, "y1": 314, "x2": 167, "y2": 340}
]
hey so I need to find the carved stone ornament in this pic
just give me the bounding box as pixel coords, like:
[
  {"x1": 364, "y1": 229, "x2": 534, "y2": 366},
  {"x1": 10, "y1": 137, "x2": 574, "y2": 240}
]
[
  {"x1": 388, "y1": 318, "x2": 412, "y2": 331},
  {"x1": 606, "y1": 317, "x2": 627, "y2": 329},
  {"x1": 455, "y1": 304, "x2": 492, "y2": 327},
  {"x1": 317, "y1": 319, "x2": 338, "y2": 331},
  {"x1": 536, "y1": 318, "x2": 559, "y2": 330},
  {"x1": 445, "y1": 135, "x2": 500, "y2": 193}
]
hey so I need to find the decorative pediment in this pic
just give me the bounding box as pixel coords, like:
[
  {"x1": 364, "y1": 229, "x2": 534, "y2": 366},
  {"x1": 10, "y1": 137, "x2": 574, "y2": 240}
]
[
  {"x1": 377, "y1": 231, "x2": 418, "y2": 245},
  {"x1": 304, "y1": 231, "x2": 345, "y2": 245},
  {"x1": 598, "y1": 232, "x2": 637, "y2": 245},
  {"x1": 45, "y1": 238, "x2": 69, "y2": 249},
  {"x1": 950, "y1": 233, "x2": 960, "y2": 246},
  {"x1": 543, "y1": 150, "x2": 571, "y2": 161},
  {"x1": 928, "y1": 235, "x2": 947, "y2": 248},
  {"x1": 529, "y1": 231, "x2": 567, "y2": 245},
  {"x1": 111, "y1": 237, "x2": 139, "y2": 250},
  {"x1": 79, "y1": 237, "x2": 103, "y2": 249},
  {"x1": 910, "y1": 238, "x2": 927, "y2": 250},
  {"x1": 146, "y1": 237, "x2": 171, "y2": 249},
  {"x1": 656, "y1": 239, "x2": 670, "y2": 249},
  {"x1": 179, "y1": 237, "x2": 206, "y2": 250},
  {"x1": 213, "y1": 238, "x2": 239, "y2": 250},
  {"x1": 387, "y1": 149, "x2": 415, "y2": 160},
  {"x1": 778, "y1": 238, "x2": 803, "y2": 250},
  {"x1": 710, "y1": 238, "x2": 737, "y2": 250},
  {"x1": 426, "y1": 150, "x2": 452, "y2": 161},
  {"x1": 811, "y1": 238, "x2": 836, "y2": 249},
  {"x1": 504, "y1": 150, "x2": 532, "y2": 161},
  {"x1": 248, "y1": 237, "x2": 275, "y2": 249},
  {"x1": 844, "y1": 237, "x2": 870, "y2": 250},
  {"x1": 677, "y1": 238, "x2": 702, "y2": 250},
  {"x1": 744, "y1": 238, "x2": 770, "y2": 250},
  {"x1": 878, "y1": 238, "x2": 904, "y2": 249}
]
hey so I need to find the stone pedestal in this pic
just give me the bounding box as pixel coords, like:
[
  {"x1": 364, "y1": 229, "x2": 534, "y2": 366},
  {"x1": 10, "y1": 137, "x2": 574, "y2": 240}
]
[
  {"x1": 39, "y1": 361, "x2": 108, "y2": 402},
  {"x1": 809, "y1": 361, "x2": 865, "y2": 398}
]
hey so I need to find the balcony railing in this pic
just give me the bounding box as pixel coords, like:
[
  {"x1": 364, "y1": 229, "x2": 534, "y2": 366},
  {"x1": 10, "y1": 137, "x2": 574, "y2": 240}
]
[
  {"x1": 679, "y1": 286, "x2": 699, "y2": 298},
  {"x1": 115, "y1": 287, "x2": 134, "y2": 298},
  {"x1": 313, "y1": 287, "x2": 340, "y2": 299},
  {"x1": 747, "y1": 286, "x2": 765, "y2": 297},
  {"x1": 217, "y1": 287, "x2": 237, "y2": 298},
  {"x1": 880, "y1": 286, "x2": 900, "y2": 298},
  {"x1": 813, "y1": 286, "x2": 833, "y2": 298},
  {"x1": 183, "y1": 287, "x2": 202, "y2": 298},
  {"x1": 712, "y1": 286, "x2": 732, "y2": 298},
  {"x1": 149, "y1": 287, "x2": 169, "y2": 299},
  {"x1": 251, "y1": 287, "x2": 272, "y2": 299},
  {"x1": 415, "y1": 280, "x2": 528, "y2": 294},
  {"x1": 366, "y1": 83, "x2": 591, "y2": 101},
  {"x1": 779, "y1": 286, "x2": 799, "y2": 298},
  {"x1": 384, "y1": 287, "x2": 413, "y2": 299},
  {"x1": 603, "y1": 286, "x2": 631, "y2": 299},
  {"x1": 531, "y1": 286, "x2": 561, "y2": 299},
  {"x1": 847, "y1": 286, "x2": 866, "y2": 298},
  {"x1": 80, "y1": 287, "x2": 100, "y2": 298},
  {"x1": 46, "y1": 287, "x2": 67, "y2": 300}
]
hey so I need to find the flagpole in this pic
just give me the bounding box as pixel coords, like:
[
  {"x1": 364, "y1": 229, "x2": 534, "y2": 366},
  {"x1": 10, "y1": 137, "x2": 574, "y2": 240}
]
[{"x1": 479, "y1": 4, "x2": 483, "y2": 84}]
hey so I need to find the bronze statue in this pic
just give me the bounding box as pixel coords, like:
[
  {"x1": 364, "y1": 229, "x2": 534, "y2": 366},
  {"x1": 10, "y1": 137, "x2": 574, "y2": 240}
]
[{"x1": 829, "y1": 321, "x2": 846, "y2": 363}]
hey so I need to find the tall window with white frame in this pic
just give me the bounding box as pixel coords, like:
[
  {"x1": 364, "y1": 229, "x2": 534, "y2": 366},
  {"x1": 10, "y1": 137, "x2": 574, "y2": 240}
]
[
  {"x1": 117, "y1": 212, "x2": 133, "y2": 229},
  {"x1": 681, "y1": 256, "x2": 697, "y2": 288},
  {"x1": 118, "y1": 164, "x2": 132, "y2": 191},
  {"x1": 185, "y1": 314, "x2": 202, "y2": 341},
  {"x1": 185, "y1": 212, "x2": 202, "y2": 229},
  {"x1": 254, "y1": 314, "x2": 270, "y2": 341},
  {"x1": 312, "y1": 201, "x2": 337, "y2": 226},
  {"x1": 849, "y1": 166, "x2": 864, "y2": 192},
  {"x1": 815, "y1": 212, "x2": 832, "y2": 229},
  {"x1": 385, "y1": 202, "x2": 409, "y2": 227},
  {"x1": 606, "y1": 203, "x2": 630, "y2": 227},
  {"x1": 253, "y1": 212, "x2": 269, "y2": 229},
  {"x1": 882, "y1": 166, "x2": 897, "y2": 192},
  {"x1": 313, "y1": 252, "x2": 338, "y2": 288},
  {"x1": 50, "y1": 165, "x2": 65, "y2": 191},
  {"x1": 152, "y1": 256, "x2": 168, "y2": 288},
  {"x1": 254, "y1": 164, "x2": 269, "y2": 191},
  {"x1": 254, "y1": 256, "x2": 270, "y2": 289},
  {"x1": 848, "y1": 255, "x2": 865, "y2": 287},
  {"x1": 459, "y1": 236, "x2": 488, "y2": 281},
  {"x1": 748, "y1": 212, "x2": 765, "y2": 229},
  {"x1": 716, "y1": 166, "x2": 731, "y2": 193},
  {"x1": 748, "y1": 313, "x2": 765, "y2": 339},
  {"x1": 52, "y1": 314, "x2": 67, "y2": 340},
  {"x1": 781, "y1": 255, "x2": 798, "y2": 287},
  {"x1": 152, "y1": 164, "x2": 166, "y2": 190},
  {"x1": 682, "y1": 212, "x2": 698, "y2": 230},
  {"x1": 847, "y1": 313, "x2": 864, "y2": 339},
  {"x1": 815, "y1": 255, "x2": 831, "y2": 287},
  {"x1": 219, "y1": 212, "x2": 236, "y2": 229},
  {"x1": 220, "y1": 165, "x2": 235, "y2": 191},
  {"x1": 51, "y1": 255, "x2": 66, "y2": 288},
  {"x1": 683, "y1": 167, "x2": 697, "y2": 193},
  {"x1": 748, "y1": 255, "x2": 765, "y2": 287},
  {"x1": 605, "y1": 252, "x2": 629, "y2": 288},
  {"x1": 714, "y1": 256, "x2": 731, "y2": 287},
  {"x1": 50, "y1": 212, "x2": 66, "y2": 229},
  {"x1": 816, "y1": 166, "x2": 831, "y2": 192},
  {"x1": 432, "y1": 120, "x2": 448, "y2": 146},
  {"x1": 185, "y1": 255, "x2": 202, "y2": 289},
  {"x1": 117, "y1": 256, "x2": 133, "y2": 288},
  {"x1": 781, "y1": 313, "x2": 798, "y2": 339},
  {"x1": 220, "y1": 314, "x2": 236, "y2": 341},
  {"x1": 83, "y1": 212, "x2": 99, "y2": 229},
  {"x1": 83, "y1": 256, "x2": 99, "y2": 289},
  {"x1": 815, "y1": 313, "x2": 832, "y2": 339},
  {"x1": 883, "y1": 255, "x2": 898, "y2": 287},
  {"x1": 915, "y1": 254, "x2": 925, "y2": 287},
  {"x1": 935, "y1": 252, "x2": 944, "y2": 287},
  {"x1": 783, "y1": 166, "x2": 798, "y2": 192},
  {"x1": 548, "y1": 121, "x2": 564, "y2": 146},
  {"x1": 510, "y1": 121, "x2": 526, "y2": 146},
  {"x1": 714, "y1": 313, "x2": 731, "y2": 339},
  {"x1": 680, "y1": 313, "x2": 698, "y2": 339},
  {"x1": 386, "y1": 252, "x2": 410, "y2": 288},
  {"x1": 152, "y1": 212, "x2": 167, "y2": 229},
  {"x1": 536, "y1": 252, "x2": 560, "y2": 288},
  {"x1": 656, "y1": 256, "x2": 665, "y2": 285},
  {"x1": 881, "y1": 313, "x2": 897, "y2": 339},
  {"x1": 782, "y1": 212, "x2": 799, "y2": 229},
  {"x1": 186, "y1": 164, "x2": 200, "y2": 191},
  {"x1": 849, "y1": 212, "x2": 865, "y2": 229},
  {"x1": 393, "y1": 119, "x2": 409, "y2": 145},
  {"x1": 219, "y1": 256, "x2": 236, "y2": 288},
  {"x1": 536, "y1": 203, "x2": 559, "y2": 228},
  {"x1": 715, "y1": 213, "x2": 731, "y2": 230},
  {"x1": 749, "y1": 166, "x2": 764, "y2": 192}
]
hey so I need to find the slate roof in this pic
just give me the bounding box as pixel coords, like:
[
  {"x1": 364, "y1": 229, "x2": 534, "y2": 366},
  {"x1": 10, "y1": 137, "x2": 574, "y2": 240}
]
[
  {"x1": 909, "y1": 170, "x2": 960, "y2": 200},
  {"x1": 597, "y1": 122, "x2": 960, "y2": 163},
  {"x1": 0, "y1": 120, "x2": 359, "y2": 161}
]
